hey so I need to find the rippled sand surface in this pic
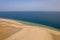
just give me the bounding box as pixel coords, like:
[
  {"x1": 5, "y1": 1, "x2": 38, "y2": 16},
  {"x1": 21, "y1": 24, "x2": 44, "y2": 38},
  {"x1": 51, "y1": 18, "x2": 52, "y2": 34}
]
[{"x1": 0, "y1": 18, "x2": 60, "y2": 40}]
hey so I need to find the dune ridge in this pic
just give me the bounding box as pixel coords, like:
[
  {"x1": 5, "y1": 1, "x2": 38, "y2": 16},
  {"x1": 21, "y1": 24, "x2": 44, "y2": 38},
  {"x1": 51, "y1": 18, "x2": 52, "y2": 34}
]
[{"x1": 0, "y1": 18, "x2": 60, "y2": 40}]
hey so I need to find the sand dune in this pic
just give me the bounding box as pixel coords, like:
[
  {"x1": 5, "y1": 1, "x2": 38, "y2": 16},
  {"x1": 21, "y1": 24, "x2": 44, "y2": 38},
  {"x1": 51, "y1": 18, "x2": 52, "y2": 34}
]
[{"x1": 0, "y1": 18, "x2": 60, "y2": 40}]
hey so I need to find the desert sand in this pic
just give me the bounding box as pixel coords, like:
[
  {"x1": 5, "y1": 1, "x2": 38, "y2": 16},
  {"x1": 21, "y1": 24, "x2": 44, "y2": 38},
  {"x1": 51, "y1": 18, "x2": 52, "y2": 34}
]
[{"x1": 0, "y1": 18, "x2": 60, "y2": 40}]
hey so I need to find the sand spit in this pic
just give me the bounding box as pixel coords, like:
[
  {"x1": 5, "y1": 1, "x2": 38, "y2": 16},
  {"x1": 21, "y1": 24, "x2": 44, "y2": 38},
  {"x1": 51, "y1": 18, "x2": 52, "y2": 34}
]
[{"x1": 0, "y1": 18, "x2": 60, "y2": 40}]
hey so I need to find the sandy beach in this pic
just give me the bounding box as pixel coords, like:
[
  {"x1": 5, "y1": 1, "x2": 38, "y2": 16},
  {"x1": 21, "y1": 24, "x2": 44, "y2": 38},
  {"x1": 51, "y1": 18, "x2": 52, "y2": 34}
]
[{"x1": 0, "y1": 18, "x2": 60, "y2": 40}]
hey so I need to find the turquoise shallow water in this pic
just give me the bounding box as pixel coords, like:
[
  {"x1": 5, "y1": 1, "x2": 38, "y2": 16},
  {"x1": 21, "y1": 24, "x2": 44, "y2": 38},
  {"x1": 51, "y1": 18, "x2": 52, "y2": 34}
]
[{"x1": 16, "y1": 20, "x2": 60, "y2": 31}]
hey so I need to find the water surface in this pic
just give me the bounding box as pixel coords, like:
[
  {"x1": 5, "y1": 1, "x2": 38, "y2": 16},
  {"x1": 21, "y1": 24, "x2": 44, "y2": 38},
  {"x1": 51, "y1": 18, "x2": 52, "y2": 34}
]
[{"x1": 0, "y1": 11, "x2": 60, "y2": 30}]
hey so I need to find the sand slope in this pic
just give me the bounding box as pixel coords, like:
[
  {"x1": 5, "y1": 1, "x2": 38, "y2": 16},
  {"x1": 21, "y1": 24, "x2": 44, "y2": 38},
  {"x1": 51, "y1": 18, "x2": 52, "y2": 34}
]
[{"x1": 0, "y1": 18, "x2": 60, "y2": 40}]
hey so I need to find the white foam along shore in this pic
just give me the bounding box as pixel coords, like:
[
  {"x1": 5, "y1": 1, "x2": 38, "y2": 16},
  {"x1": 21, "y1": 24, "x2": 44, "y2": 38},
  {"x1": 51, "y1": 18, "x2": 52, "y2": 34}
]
[{"x1": 0, "y1": 18, "x2": 60, "y2": 40}]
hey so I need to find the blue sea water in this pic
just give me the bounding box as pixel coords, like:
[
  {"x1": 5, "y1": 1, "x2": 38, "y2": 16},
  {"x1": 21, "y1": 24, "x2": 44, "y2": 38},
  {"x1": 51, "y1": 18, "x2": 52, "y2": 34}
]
[{"x1": 0, "y1": 11, "x2": 60, "y2": 30}]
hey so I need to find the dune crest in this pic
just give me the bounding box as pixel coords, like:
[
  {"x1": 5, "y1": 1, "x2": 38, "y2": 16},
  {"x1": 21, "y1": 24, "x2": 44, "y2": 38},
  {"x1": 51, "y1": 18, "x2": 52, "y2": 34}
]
[{"x1": 0, "y1": 18, "x2": 60, "y2": 40}]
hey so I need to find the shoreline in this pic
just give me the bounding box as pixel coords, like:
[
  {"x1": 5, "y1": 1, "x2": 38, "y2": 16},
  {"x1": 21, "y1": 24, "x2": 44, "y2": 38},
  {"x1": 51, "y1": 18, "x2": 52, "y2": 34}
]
[{"x1": 0, "y1": 18, "x2": 60, "y2": 31}]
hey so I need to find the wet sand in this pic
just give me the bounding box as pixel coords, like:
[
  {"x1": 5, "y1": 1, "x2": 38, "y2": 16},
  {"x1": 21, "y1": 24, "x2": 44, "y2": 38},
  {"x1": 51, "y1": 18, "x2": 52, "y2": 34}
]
[{"x1": 0, "y1": 18, "x2": 60, "y2": 40}]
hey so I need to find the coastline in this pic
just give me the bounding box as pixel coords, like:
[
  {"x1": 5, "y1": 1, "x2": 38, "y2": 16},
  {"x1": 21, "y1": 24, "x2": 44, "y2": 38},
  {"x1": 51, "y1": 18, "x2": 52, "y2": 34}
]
[{"x1": 16, "y1": 20, "x2": 60, "y2": 31}]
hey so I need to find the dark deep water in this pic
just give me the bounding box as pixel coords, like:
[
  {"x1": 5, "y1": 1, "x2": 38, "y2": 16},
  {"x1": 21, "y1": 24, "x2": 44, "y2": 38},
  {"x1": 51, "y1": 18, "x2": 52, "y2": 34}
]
[{"x1": 0, "y1": 11, "x2": 60, "y2": 30}]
